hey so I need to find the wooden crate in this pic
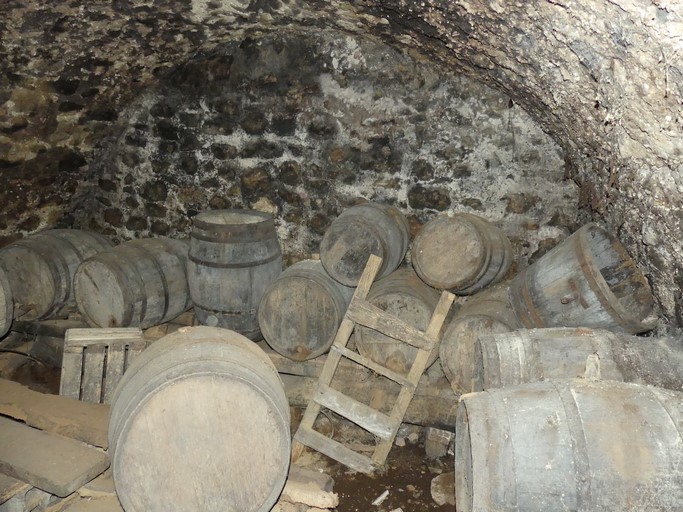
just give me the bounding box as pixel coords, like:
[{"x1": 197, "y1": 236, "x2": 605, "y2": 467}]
[{"x1": 60, "y1": 328, "x2": 146, "y2": 404}]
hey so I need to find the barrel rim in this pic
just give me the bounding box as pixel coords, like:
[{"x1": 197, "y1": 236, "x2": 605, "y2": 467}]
[
  {"x1": 111, "y1": 369, "x2": 290, "y2": 512},
  {"x1": 412, "y1": 213, "x2": 490, "y2": 291},
  {"x1": 575, "y1": 223, "x2": 656, "y2": 333},
  {"x1": 192, "y1": 209, "x2": 274, "y2": 232}
]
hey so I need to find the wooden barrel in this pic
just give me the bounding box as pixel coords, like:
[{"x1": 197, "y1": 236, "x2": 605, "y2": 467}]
[
  {"x1": 455, "y1": 379, "x2": 683, "y2": 512},
  {"x1": 509, "y1": 223, "x2": 655, "y2": 334},
  {"x1": 258, "y1": 259, "x2": 354, "y2": 361},
  {"x1": 320, "y1": 202, "x2": 409, "y2": 287},
  {"x1": 74, "y1": 237, "x2": 191, "y2": 329},
  {"x1": 0, "y1": 229, "x2": 113, "y2": 321},
  {"x1": 439, "y1": 283, "x2": 522, "y2": 394},
  {"x1": 109, "y1": 326, "x2": 291, "y2": 512},
  {"x1": 472, "y1": 327, "x2": 683, "y2": 392},
  {"x1": 188, "y1": 209, "x2": 282, "y2": 340},
  {"x1": 411, "y1": 213, "x2": 512, "y2": 294},
  {"x1": 0, "y1": 268, "x2": 13, "y2": 338},
  {"x1": 354, "y1": 267, "x2": 443, "y2": 373}
]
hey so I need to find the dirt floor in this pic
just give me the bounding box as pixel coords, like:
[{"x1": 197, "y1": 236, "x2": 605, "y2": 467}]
[{"x1": 0, "y1": 344, "x2": 457, "y2": 512}]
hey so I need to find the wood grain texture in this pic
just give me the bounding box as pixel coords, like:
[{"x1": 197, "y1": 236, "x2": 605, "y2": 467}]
[
  {"x1": 109, "y1": 326, "x2": 290, "y2": 512},
  {"x1": 0, "y1": 378, "x2": 109, "y2": 449},
  {"x1": 259, "y1": 259, "x2": 353, "y2": 361},
  {"x1": 0, "y1": 230, "x2": 113, "y2": 321},
  {"x1": 74, "y1": 238, "x2": 190, "y2": 329},
  {"x1": 0, "y1": 417, "x2": 109, "y2": 497}
]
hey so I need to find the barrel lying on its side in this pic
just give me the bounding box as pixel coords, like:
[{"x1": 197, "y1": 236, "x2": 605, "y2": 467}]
[
  {"x1": 411, "y1": 213, "x2": 512, "y2": 295},
  {"x1": 258, "y1": 259, "x2": 353, "y2": 361},
  {"x1": 473, "y1": 327, "x2": 683, "y2": 392},
  {"x1": 439, "y1": 283, "x2": 522, "y2": 394},
  {"x1": 109, "y1": 326, "x2": 291, "y2": 512},
  {"x1": 508, "y1": 223, "x2": 656, "y2": 333},
  {"x1": 0, "y1": 229, "x2": 113, "y2": 321},
  {"x1": 74, "y1": 237, "x2": 190, "y2": 329},
  {"x1": 455, "y1": 379, "x2": 683, "y2": 512},
  {"x1": 354, "y1": 267, "x2": 444, "y2": 373},
  {"x1": 320, "y1": 202, "x2": 409, "y2": 287}
]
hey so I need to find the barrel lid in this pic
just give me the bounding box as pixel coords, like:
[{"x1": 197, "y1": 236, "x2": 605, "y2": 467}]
[
  {"x1": 412, "y1": 214, "x2": 488, "y2": 291},
  {"x1": 74, "y1": 260, "x2": 131, "y2": 328},
  {"x1": 320, "y1": 218, "x2": 386, "y2": 287}
]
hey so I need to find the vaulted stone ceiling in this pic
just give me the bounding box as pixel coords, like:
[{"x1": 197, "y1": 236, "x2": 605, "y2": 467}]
[{"x1": 1, "y1": 0, "x2": 681, "y2": 328}]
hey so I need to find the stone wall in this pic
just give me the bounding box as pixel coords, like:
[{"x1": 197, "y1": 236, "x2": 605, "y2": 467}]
[
  {"x1": 1, "y1": 0, "x2": 681, "y2": 328},
  {"x1": 72, "y1": 29, "x2": 574, "y2": 268}
]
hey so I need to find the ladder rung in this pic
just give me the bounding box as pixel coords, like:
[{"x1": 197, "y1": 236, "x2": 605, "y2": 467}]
[
  {"x1": 313, "y1": 384, "x2": 396, "y2": 440},
  {"x1": 347, "y1": 299, "x2": 435, "y2": 350},
  {"x1": 331, "y1": 344, "x2": 414, "y2": 387},
  {"x1": 294, "y1": 427, "x2": 376, "y2": 474}
]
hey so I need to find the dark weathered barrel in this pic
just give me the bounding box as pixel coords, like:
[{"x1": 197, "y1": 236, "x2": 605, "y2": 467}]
[
  {"x1": 187, "y1": 209, "x2": 282, "y2": 340},
  {"x1": 258, "y1": 259, "x2": 354, "y2": 361},
  {"x1": 109, "y1": 326, "x2": 291, "y2": 512},
  {"x1": 439, "y1": 283, "x2": 522, "y2": 394},
  {"x1": 0, "y1": 268, "x2": 13, "y2": 337},
  {"x1": 320, "y1": 202, "x2": 409, "y2": 287},
  {"x1": 455, "y1": 379, "x2": 683, "y2": 512},
  {"x1": 354, "y1": 267, "x2": 443, "y2": 373},
  {"x1": 0, "y1": 229, "x2": 113, "y2": 321},
  {"x1": 473, "y1": 327, "x2": 683, "y2": 392},
  {"x1": 509, "y1": 223, "x2": 655, "y2": 333},
  {"x1": 411, "y1": 213, "x2": 512, "y2": 294},
  {"x1": 74, "y1": 238, "x2": 190, "y2": 329}
]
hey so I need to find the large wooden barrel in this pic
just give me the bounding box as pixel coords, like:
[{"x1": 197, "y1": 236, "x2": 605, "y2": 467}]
[
  {"x1": 188, "y1": 209, "x2": 282, "y2": 340},
  {"x1": 411, "y1": 213, "x2": 512, "y2": 294},
  {"x1": 472, "y1": 327, "x2": 683, "y2": 392},
  {"x1": 439, "y1": 283, "x2": 522, "y2": 394},
  {"x1": 109, "y1": 326, "x2": 291, "y2": 512},
  {"x1": 509, "y1": 223, "x2": 655, "y2": 333},
  {"x1": 455, "y1": 379, "x2": 683, "y2": 512},
  {"x1": 0, "y1": 268, "x2": 13, "y2": 338},
  {"x1": 320, "y1": 202, "x2": 409, "y2": 287},
  {"x1": 0, "y1": 229, "x2": 113, "y2": 321},
  {"x1": 74, "y1": 237, "x2": 190, "y2": 329},
  {"x1": 258, "y1": 259, "x2": 354, "y2": 361},
  {"x1": 354, "y1": 267, "x2": 443, "y2": 373}
]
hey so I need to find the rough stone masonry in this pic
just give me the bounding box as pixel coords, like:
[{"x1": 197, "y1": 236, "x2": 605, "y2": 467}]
[{"x1": 0, "y1": 1, "x2": 681, "y2": 330}]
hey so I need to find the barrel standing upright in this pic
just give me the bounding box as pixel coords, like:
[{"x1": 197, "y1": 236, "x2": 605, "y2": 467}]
[{"x1": 188, "y1": 209, "x2": 282, "y2": 340}]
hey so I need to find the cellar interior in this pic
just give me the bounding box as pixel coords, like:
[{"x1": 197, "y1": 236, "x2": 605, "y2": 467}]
[{"x1": 0, "y1": 1, "x2": 682, "y2": 511}]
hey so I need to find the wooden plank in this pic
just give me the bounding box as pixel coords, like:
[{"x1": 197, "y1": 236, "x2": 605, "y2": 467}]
[
  {"x1": 80, "y1": 345, "x2": 105, "y2": 403},
  {"x1": 60, "y1": 348, "x2": 84, "y2": 400},
  {"x1": 0, "y1": 417, "x2": 109, "y2": 497},
  {"x1": 0, "y1": 472, "x2": 30, "y2": 505},
  {"x1": 425, "y1": 291, "x2": 456, "y2": 339},
  {"x1": 0, "y1": 378, "x2": 109, "y2": 449},
  {"x1": 12, "y1": 318, "x2": 88, "y2": 338},
  {"x1": 329, "y1": 343, "x2": 412, "y2": 387},
  {"x1": 124, "y1": 341, "x2": 147, "y2": 372},
  {"x1": 346, "y1": 298, "x2": 433, "y2": 350},
  {"x1": 65, "y1": 328, "x2": 143, "y2": 348},
  {"x1": 314, "y1": 383, "x2": 395, "y2": 440},
  {"x1": 294, "y1": 427, "x2": 375, "y2": 474},
  {"x1": 102, "y1": 346, "x2": 125, "y2": 404}
]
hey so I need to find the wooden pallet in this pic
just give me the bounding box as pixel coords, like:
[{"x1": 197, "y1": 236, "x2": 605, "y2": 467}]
[
  {"x1": 60, "y1": 328, "x2": 145, "y2": 404},
  {"x1": 292, "y1": 255, "x2": 454, "y2": 473}
]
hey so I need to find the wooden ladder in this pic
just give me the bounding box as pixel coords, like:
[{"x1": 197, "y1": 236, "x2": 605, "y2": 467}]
[{"x1": 292, "y1": 255, "x2": 454, "y2": 473}]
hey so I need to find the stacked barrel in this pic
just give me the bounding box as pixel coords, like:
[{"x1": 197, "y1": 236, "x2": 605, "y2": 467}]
[{"x1": 2, "y1": 199, "x2": 679, "y2": 512}]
